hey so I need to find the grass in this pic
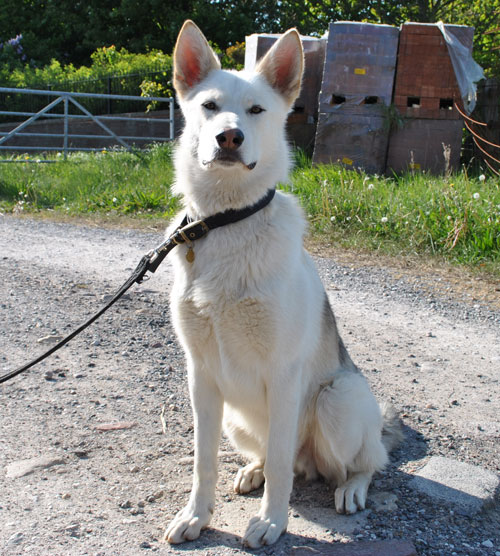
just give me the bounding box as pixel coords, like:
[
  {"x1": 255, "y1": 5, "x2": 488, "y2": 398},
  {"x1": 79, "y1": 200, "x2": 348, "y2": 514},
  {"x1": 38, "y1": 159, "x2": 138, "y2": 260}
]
[
  {"x1": 1, "y1": 144, "x2": 499, "y2": 276},
  {"x1": 0, "y1": 144, "x2": 179, "y2": 220},
  {"x1": 285, "y1": 150, "x2": 500, "y2": 273}
]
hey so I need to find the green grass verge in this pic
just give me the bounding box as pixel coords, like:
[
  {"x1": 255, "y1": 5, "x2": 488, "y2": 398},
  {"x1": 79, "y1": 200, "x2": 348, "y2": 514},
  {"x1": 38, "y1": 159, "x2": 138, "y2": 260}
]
[
  {"x1": 1, "y1": 145, "x2": 499, "y2": 275},
  {"x1": 0, "y1": 144, "x2": 179, "y2": 219},
  {"x1": 284, "y1": 151, "x2": 500, "y2": 273}
]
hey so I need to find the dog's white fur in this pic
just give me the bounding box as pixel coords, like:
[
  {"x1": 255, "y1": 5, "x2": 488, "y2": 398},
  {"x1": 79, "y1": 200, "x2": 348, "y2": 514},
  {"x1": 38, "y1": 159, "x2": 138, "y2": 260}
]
[{"x1": 165, "y1": 21, "x2": 401, "y2": 548}]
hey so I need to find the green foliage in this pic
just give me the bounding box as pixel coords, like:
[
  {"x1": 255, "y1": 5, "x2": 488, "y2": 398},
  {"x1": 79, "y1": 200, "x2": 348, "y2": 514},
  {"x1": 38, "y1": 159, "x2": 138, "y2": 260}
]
[
  {"x1": 5, "y1": 45, "x2": 172, "y2": 93},
  {"x1": 140, "y1": 80, "x2": 173, "y2": 112},
  {"x1": 221, "y1": 42, "x2": 246, "y2": 70},
  {"x1": 0, "y1": 0, "x2": 498, "y2": 80}
]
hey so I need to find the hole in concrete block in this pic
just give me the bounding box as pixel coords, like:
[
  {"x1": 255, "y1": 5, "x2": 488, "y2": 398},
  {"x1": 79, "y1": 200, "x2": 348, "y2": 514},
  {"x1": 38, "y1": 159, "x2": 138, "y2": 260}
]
[
  {"x1": 331, "y1": 95, "x2": 346, "y2": 105},
  {"x1": 407, "y1": 97, "x2": 420, "y2": 107},
  {"x1": 364, "y1": 96, "x2": 379, "y2": 105},
  {"x1": 439, "y1": 98, "x2": 454, "y2": 110}
]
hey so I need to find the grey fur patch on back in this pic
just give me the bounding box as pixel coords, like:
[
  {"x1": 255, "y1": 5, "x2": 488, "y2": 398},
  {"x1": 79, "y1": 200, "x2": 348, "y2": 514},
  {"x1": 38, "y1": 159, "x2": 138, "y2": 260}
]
[{"x1": 322, "y1": 292, "x2": 350, "y2": 368}]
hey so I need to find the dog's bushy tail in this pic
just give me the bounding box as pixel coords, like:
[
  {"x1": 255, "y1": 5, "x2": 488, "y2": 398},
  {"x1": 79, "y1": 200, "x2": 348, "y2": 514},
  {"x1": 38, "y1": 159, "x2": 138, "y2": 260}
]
[{"x1": 380, "y1": 402, "x2": 404, "y2": 453}]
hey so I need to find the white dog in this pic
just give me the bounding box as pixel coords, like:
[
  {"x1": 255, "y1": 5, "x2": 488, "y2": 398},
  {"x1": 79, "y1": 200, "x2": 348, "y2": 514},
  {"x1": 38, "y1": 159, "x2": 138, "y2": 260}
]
[{"x1": 164, "y1": 20, "x2": 402, "y2": 549}]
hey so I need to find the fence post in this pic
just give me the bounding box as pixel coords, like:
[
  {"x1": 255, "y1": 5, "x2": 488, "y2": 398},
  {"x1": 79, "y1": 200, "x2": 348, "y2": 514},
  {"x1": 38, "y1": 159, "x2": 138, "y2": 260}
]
[
  {"x1": 170, "y1": 97, "x2": 174, "y2": 140},
  {"x1": 63, "y1": 95, "x2": 69, "y2": 160},
  {"x1": 483, "y1": 78, "x2": 499, "y2": 145},
  {"x1": 107, "y1": 77, "x2": 112, "y2": 114}
]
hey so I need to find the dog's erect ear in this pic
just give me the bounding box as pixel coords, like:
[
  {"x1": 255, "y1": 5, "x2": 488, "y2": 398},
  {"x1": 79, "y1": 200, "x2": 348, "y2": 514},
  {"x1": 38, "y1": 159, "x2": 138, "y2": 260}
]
[
  {"x1": 173, "y1": 20, "x2": 221, "y2": 97},
  {"x1": 256, "y1": 29, "x2": 304, "y2": 106}
]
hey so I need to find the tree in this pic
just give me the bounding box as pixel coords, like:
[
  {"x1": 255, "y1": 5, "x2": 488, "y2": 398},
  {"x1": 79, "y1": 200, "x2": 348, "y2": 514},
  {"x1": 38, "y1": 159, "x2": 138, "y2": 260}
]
[{"x1": 0, "y1": 0, "x2": 498, "y2": 78}]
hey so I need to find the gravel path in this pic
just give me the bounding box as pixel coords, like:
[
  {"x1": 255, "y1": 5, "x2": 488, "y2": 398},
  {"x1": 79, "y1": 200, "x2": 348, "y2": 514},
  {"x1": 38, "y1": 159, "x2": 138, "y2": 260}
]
[{"x1": 0, "y1": 214, "x2": 499, "y2": 556}]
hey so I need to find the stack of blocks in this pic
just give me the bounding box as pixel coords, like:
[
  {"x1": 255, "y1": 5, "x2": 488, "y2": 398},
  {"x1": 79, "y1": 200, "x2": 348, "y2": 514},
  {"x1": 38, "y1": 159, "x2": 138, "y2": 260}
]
[
  {"x1": 312, "y1": 22, "x2": 400, "y2": 174},
  {"x1": 386, "y1": 23, "x2": 473, "y2": 174},
  {"x1": 245, "y1": 22, "x2": 475, "y2": 175}
]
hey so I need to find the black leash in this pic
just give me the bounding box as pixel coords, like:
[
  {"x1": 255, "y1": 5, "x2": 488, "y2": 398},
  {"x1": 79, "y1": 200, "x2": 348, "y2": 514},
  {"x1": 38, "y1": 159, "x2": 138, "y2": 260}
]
[{"x1": 0, "y1": 188, "x2": 275, "y2": 385}]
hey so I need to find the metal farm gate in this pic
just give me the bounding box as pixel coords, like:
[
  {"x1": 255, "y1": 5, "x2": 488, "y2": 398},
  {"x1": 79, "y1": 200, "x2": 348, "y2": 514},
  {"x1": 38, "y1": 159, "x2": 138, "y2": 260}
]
[{"x1": 0, "y1": 87, "x2": 174, "y2": 160}]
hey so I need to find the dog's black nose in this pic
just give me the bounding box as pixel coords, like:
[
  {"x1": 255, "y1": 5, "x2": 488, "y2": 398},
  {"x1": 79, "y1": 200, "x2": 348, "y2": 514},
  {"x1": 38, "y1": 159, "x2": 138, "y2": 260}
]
[{"x1": 216, "y1": 128, "x2": 244, "y2": 150}]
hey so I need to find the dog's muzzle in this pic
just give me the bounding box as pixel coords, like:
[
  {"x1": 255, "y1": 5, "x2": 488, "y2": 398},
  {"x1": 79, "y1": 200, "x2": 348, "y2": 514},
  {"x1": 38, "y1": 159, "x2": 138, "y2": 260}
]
[
  {"x1": 201, "y1": 127, "x2": 257, "y2": 170},
  {"x1": 202, "y1": 150, "x2": 257, "y2": 170}
]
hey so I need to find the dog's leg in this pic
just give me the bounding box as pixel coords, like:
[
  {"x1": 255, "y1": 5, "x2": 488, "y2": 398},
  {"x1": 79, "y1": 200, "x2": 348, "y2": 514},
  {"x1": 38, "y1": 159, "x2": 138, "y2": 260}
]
[
  {"x1": 165, "y1": 359, "x2": 223, "y2": 544},
  {"x1": 243, "y1": 372, "x2": 301, "y2": 548},
  {"x1": 313, "y1": 372, "x2": 388, "y2": 515},
  {"x1": 223, "y1": 409, "x2": 266, "y2": 494}
]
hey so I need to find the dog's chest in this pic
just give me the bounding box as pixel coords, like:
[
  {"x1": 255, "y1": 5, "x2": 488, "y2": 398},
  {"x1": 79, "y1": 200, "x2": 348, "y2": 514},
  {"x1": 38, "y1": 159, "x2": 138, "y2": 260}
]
[
  {"x1": 174, "y1": 281, "x2": 276, "y2": 398},
  {"x1": 178, "y1": 291, "x2": 276, "y2": 361}
]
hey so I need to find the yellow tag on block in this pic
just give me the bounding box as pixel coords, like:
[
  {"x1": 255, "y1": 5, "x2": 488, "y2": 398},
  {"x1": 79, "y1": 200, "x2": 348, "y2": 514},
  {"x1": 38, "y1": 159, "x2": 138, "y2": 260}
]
[
  {"x1": 342, "y1": 157, "x2": 353, "y2": 165},
  {"x1": 354, "y1": 68, "x2": 366, "y2": 75},
  {"x1": 409, "y1": 163, "x2": 421, "y2": 170}
]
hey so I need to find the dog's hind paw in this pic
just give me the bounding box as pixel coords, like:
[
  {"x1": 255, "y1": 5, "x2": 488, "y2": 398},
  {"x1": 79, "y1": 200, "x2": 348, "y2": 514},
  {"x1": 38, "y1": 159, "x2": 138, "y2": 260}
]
[
  {"x1": 234, "y1": 461, "x2": 265, "y2": 494},
  {"x1": 334, "y1": 472, "x2": 372, "y2": 514},
  {"x1": 164, "y1": 505, "x2": 212, "y2": 544},
  {"x1": 243, "y1": 514, "x2": 287, "y2": 548}
]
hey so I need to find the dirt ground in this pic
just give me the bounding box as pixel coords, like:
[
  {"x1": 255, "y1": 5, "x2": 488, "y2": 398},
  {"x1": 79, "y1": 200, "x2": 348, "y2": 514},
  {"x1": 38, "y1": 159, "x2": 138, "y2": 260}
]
[{"x1": 0, "y1": 214, "x2": 499, "y2": 555}]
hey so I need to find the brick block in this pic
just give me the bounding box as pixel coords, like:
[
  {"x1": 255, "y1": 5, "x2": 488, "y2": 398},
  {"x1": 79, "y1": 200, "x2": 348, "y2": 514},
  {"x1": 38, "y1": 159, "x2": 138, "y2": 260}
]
[
  {"x1": 313, "y1": 112, "x2": 389, "y2": 174},
  {"x1": 392, "y1": 23, "x2": 474, "y2": 120},
  {"x1": 386, "y1": 118, "x2": 463, "y2": 174}
]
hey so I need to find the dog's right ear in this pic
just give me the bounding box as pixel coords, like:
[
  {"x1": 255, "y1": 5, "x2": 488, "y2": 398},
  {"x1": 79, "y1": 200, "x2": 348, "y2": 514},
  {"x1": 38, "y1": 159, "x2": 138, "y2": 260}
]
[
  {"x1": 173, "y1": 20, "x2": 221, "y2": 98},
  {"x1": 256, "y1": 29, "x2": 304, "y2": 106}
]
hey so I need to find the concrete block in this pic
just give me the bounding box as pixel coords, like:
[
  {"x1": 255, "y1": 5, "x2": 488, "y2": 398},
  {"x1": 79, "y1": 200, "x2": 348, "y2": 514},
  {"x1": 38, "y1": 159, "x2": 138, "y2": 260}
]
[{"x1": 409, "y1": 456, "x2": 500, "y2": 515}]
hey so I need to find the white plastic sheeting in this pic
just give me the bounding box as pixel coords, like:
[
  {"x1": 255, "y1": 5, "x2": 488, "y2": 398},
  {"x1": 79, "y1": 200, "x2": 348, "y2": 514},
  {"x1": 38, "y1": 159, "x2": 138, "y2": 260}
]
[{"x1": 437, "y1": 21, "x2": 484, "y2": 113}]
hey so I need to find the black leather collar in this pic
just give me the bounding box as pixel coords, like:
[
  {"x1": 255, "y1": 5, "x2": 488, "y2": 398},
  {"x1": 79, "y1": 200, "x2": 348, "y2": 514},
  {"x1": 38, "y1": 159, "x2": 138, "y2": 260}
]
[
  {"x1": 144, "y1": 188, "x2": 276, "y2": 273},
  {"x1": 183, "y1": 187, "x2": 276, "y2": 231}
]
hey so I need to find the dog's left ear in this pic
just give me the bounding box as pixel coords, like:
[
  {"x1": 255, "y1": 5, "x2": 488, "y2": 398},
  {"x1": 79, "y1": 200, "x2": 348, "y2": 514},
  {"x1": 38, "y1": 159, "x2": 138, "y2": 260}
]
[
  {"x1": 256, "y1": 29, "x2": 304, "y2": 106},
  {"x1": 173, "y1": 20, "x2": 221, "y2": 98}
]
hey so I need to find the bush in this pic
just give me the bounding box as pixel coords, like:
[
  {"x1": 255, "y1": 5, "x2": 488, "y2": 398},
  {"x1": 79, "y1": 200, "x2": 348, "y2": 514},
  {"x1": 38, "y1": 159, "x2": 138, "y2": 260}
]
[
  {"x1": 6, "y1": 46, "x2": 172, "y2": 94},
  {"x1": 0, "y1": 35, "x2": 27, "y2": 84}
]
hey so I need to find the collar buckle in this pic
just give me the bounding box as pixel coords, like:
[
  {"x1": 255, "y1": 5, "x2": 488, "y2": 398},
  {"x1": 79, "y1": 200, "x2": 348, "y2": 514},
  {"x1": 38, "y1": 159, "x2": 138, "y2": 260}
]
[{"x1": 174, "y1": 220, "x2": 210, "y2": 244}]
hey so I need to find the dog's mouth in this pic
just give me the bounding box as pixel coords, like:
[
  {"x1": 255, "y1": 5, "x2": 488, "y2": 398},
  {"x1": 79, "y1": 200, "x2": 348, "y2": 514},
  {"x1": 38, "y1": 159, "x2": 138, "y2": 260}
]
[{"x1": 202, "y1": 150, "x2": 257, "y2": 170}]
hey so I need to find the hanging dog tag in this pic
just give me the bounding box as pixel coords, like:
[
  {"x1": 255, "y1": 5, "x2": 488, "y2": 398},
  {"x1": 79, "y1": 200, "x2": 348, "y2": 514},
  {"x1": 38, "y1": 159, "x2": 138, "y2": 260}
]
[{"x1": 186, "y1": 246, "x2": 195, "y2": 263}]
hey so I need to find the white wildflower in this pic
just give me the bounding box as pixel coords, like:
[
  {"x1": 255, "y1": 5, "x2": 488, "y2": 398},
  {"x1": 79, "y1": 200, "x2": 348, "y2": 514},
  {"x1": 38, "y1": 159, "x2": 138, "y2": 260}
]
[
  {"x1": 381, "y1": 216, "x2": 388, "y2": 223},
  {"x1": 473, "y1": 192, "x2": 480, "y2": 200},
  {"x1": 368, "y1": 183, "x2": 374, "y2": 190},
  {"x1": 478, "y1": 174, "x2": 486, "y2": 182}
]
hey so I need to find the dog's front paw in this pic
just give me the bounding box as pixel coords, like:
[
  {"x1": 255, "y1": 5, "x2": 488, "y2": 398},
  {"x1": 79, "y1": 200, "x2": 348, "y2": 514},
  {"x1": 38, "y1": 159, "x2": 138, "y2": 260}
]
[
  {"x1": 243, "y1": 513, "x2": 287, "y2": 548},
  {"x1": 164, "y1": 504, "x2": 213, "y2": 544}
]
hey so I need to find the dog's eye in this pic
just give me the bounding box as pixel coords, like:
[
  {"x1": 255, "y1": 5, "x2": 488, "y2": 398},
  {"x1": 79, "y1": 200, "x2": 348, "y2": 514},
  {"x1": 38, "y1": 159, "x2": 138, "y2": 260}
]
[
  {"x1": 202, "y1": 101, "x2": 218, "y2": 111},
  {"x1": 249, "y1": 105, "x2": 265, "y2": 115}
]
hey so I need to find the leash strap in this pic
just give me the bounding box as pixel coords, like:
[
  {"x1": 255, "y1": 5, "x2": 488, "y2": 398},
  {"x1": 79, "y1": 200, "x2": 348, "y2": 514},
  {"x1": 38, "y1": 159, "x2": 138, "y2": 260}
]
[{"x1": 0, "y1": 189, "x2": 275, "y2": 385}]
